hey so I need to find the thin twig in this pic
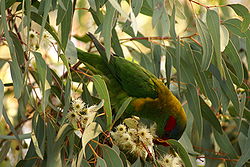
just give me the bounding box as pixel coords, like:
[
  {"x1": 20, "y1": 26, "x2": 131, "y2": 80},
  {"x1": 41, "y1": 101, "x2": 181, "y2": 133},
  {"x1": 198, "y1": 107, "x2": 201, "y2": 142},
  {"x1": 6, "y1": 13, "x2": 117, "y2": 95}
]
[
  {"x1": 189, "y1": 0, "x2": 227, "y2": 8},
  {"x1": 120, "y1": 33, "x2": 198, "y2": 41}
]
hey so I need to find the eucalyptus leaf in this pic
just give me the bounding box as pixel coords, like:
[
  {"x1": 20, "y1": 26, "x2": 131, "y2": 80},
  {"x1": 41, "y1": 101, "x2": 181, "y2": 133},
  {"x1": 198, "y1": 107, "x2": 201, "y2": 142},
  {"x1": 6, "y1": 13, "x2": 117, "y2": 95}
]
[
  {"x1": 93, "y1": 75, "x2": 112, "y2": 130},
  {"x1": 96, "y1": 157, "x2": 107, "y2": 167},
  {"x1": 167, "y1": 139, "x2": 192, "y2": 167},
  {"x1": 31, "y1": 131, "x2": 44, "y2": 160},
  {"x1": 101, "y1": 2, "x2": 116, "y2": 61},
  {"x1": 65, "y1": 40, "x2": 78, "y2": 64},
  {"x1": 81, "y1": 122, "x2": 102, "y2": 158},
  {"x1": 101, "y1": 145, "x2": 124, "y2": 167},
  {"x1": 196, "y1": 19, "x2": 213, "y2": 71},
  {"x1": 0, "y1": 80, "x2": 4, "y2": 116}
]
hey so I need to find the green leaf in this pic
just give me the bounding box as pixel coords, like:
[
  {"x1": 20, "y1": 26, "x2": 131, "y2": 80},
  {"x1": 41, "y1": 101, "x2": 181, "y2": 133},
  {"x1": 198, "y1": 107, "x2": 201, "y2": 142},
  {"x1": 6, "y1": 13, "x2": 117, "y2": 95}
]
[
  {"x1": 39, "y1": 0, "x2": 52, "y2": 43},
  {"x1": 34, "y1": 52, "x2": 51, "y2": 112},
  {"x1": 152, "y1": 0, "x2": 165, "y2": 28},
  {"x1": 61, "y1": 0, "x2": 72, "y2": 49},
  {"x1": 0, "y1": 141, "x2": 11, "y2": 163},
  {"x1": 108, "y1": 0, "x2": 130, "y2": 21},
  {"x1": 246, "y1": 31, "x2": 250, "y2": 72},
  {"x1": 79, "y1": 122, "x2": 102, "y2": 160},
  {"x1": 176, "y1": 38, "x2": 181, "y2": 94},
  {"x1": 131, "y1": 158, "x2": 142, "y2": 167},
  {"x1": 223, "y1": 19, "x2": 247, "y2": 38},
  {"x1": 0, "y1": 80, "x2": 4, "y2": 116},
  {"x1": 220, "y1": 25, "x2": 229, "y2": 52},
  {"x1": 111, "y1": 29, "x2": 124, "y2": 57},
  {"x1": 101, "y1": 2, "x2": 116, "y2": 61},
  {"x1": 2, "y1": 106, "x2": 21, "y2": 143},
  {"x1": 185, "y1": 84, "x2": 203, "y2": 143},
  {"x1": 1, "y1": 1, "x2": 23, "y2": 99},
  {"x1": 93, "y1": 75, "x2": 112, "y2": 130},
  {"x1": 9, "y1": 61, "x2": 23, "y2": 99},
  {"x1": 228, "y1": 4, "x2": 250, "y2": 32},
  {"x1": 196, "y1": 19, "x2": 213, "y2": 71},
  {"x1": 200, "y1": 97, "x2": 223, "y2": 134},
  {"x1": 31, "y1": 131, "x2": 44, "y2": 160},
  {"x1": 63, "y1": 77, "x2": 71, "y2": 116},
  {"x1": 213, "y1": 130, "x2": 238, "y2": 159},
  {"x1": 65, "y1": 40, "x2": 77, "y2": 64},
  {"x1": 206, "y1": 9, "x2": 225, "y2": 77},
  {"x1": 209, "y1": 63, "x2": 240, "y2": 113},
  {"x1": 101, "y1": 145, "x2": 124, "y2": 167},
  {"x1": 131, "y1": 0, "x2": 143, "y2": 16},
  {"x1": 235, "y1": 128, "x2": 250, "y2": 167},
  {"x1": 223, "y1": 40, "x2": 244, "y2": 84},
  {"x1": 96, "y1": 157, "x2": 107, "y2": 167},
  {"x1": 55, "y1": 123, "x2": 73, "y2": 142},
  {"x1": 238, "y1": 93, "x2": 246, "y2": 133},
  {"x1": 56, "y1": 0, "x2": 69, "y2": 25},
  {"x1": 73, "y1": 34, "x2": 91, "y2": 43},
  {"x1": 167, "y1": 139, "x2": 192, "y2": 167},
  {"x1": 9, "y1": 32, "x2": 25, "y2": 66},
  {"x1": 165, "y1": 49, "x2": 173, "y2": 87},
  {"x1": 169, "y1": 4, "x2": 176, "y2": 38},
  {"x1": 0, "y1": 133, "x2": 31, "y2": 140},
  {"x1": 113, "y1": 97, "x2": 132, "y2": 126}
]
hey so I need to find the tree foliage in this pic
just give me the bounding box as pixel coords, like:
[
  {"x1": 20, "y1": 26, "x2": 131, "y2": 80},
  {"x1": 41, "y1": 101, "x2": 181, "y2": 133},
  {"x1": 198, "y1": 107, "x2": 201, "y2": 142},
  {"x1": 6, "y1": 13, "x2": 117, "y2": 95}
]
[{"x1": 0, "y1": 0, "x2": 249, "y2": 166}]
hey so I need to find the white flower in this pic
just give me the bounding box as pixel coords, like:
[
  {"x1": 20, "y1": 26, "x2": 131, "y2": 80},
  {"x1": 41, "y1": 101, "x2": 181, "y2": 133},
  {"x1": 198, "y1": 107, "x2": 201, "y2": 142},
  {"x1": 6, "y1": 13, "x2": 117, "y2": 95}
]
[
  {"x1": 128, "y1": 128, "x2": 138, "y2": 140},
  {"x1": 72, "y1": 98, "x2": 86, "y2": 112},
  {"x1": 120, "y1": 133, "x2": 131, "y2": 143},
  {"x1": 157, "y1": 154, "x2": 174, "y2": 167},
  {"x1": 131, "y1": 144, "x2": 148, "y2": 159},
  {"x1": 40, "y1": 31, "x2": 53, "y2": 51},
  {"x1": 29, "y1": 31, "x2": 39, "y2": 50},
  {"x1": 116, "y1": 124, "x2": 127, "y2": 134},
  {"x1": 149, "y1": 123, "x2": 157, "y2": 137},
  {"x1": 172, "y1": 157, "x2": 183, "y2": 167},
  {"x1": 138, "y1": 126, "x2": 153, "y2": 146}
]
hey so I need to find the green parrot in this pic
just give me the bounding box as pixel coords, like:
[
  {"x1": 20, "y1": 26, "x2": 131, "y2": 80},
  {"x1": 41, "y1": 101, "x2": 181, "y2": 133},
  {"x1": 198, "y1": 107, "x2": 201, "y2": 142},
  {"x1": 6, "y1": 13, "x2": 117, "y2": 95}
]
[{"x1": 77, "y1": 33, "x2": 187, "y2": 143}]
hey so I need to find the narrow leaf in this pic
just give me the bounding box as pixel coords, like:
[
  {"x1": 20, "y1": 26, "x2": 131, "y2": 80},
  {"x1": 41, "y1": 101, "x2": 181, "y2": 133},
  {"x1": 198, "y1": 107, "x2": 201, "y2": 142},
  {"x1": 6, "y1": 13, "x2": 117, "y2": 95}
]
[
  {"x1": 213, "y1": 130, "x2": 238, "y2": 158},
  {"x1": 200, "y1": 97, "x2": 223, "y2": 134},
  {"x1": 113, "y1": 97, "x2": 132, "y2": 125},
  {"x1": 0, "y1": 80, "x2": 4, "y2": 116},
  {"x1": 39, "y1": 0, "x2": 52, "y2": 43},
  {"x1": 93, "y1": 75, "x2": 112, "y2": 130},
  {"x1": 2, "y1": 108, "x2": 21, "y2": 142},
  {"x1": 196, "y1": 19, "x2": 213, "y2": 71},
  {"x1": 81, "y1": 122, "x2": 102, "y2": 158},
  {"x1": 31, "y1": 131, "x2": 44, "y2": 160},
  {"x1": 65, "y1": 40, "x2": 77, "y2": 64},
  {"x1": 235, "y1": 128, "x2": 250, "y2": 167},
  {"x1": 220, "y1": 25, "x2": 229, "y2": 52},
  {"x1": 167, "y1": 139, "x2": 192, "y2": 167},
  {"x1": 108, "y1": 0, "x2": 130, "y2": 21},
  {"x1": 101, "y1": 2, "x2": 115, "y2": 61},
  {"x1": 223, "y1": 40, "x2": 244, "y2": 84},
  {"x1": 185, "y1": 84, "x2": 203, "y2": 142}
]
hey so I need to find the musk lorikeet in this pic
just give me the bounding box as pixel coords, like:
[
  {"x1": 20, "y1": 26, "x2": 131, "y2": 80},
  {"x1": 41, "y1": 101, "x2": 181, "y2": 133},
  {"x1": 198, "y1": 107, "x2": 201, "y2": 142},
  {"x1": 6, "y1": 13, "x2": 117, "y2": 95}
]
[{"x1": 77, "y1": 33, "x2": 187, "y2": 143}]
